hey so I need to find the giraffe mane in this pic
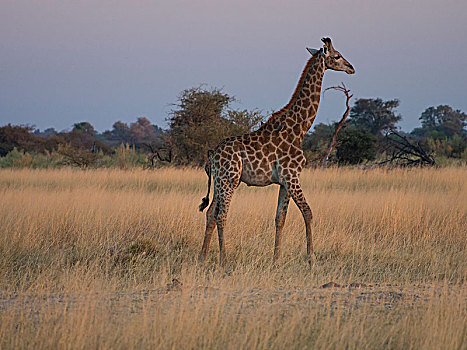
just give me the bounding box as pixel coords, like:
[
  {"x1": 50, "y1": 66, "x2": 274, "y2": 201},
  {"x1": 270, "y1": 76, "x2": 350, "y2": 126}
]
[{"x1": 264, "y1": 52, "x2": 321, "y2": 126}]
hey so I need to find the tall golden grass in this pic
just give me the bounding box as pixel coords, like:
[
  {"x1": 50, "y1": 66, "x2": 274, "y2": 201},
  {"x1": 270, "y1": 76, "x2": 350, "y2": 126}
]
[{"x1": 0, "y1": 167, "x2": 466, "y2": 349}]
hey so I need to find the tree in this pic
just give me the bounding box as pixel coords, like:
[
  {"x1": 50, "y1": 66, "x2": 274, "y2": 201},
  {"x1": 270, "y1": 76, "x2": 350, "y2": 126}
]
[
  {"x1": 321, "y1": 83, "x2": 353, "y2": 168},
  {"x1": 415, "y1": 105, "x2": 467, "y2": 138},
  {"x1": 101, "y1": 118, "x2": 163, "y2": 150},
  {"x1": 302, "y1": 123, "x2": 334, "y2": 166},
  {"x1": 102, "y1": 121, "x2": 132, "y2": 145},
  {"x1": 426, "y1": 134, "x2": 467, "y2": 159},
  {"x1": 350, "y1": 98, "x2": 401, "y2": 136},
  {"x1": 336, "y1": 128, "x2": 377, "y2": 165},
  {"x1": 225, "y1": 109, "x2": 265, "y2": 135},
  {"x1": 73, "y1": 122, "x2": 96, "y2": 136},
  {"x1": 57, "y1": 143, "x2": 99, "y2": 169},
  {"x1": 167, "y1": 86, "x2": 233, "y2": 165},
  {"x1": 303, "y1": 123, "x2": 333, "y2": 150},
  {"x1": 167, "y1": 86, "x2": 264, "y2": 165},
  {"x1": 0, "y1": 124, "x2": 49, "y2": 156},
  {"x1": 129, "y1": 117, "x2": 161, "y2": 145},
  {"x1": 61, "y1": 121, "x2": 111, "y2": 154},
  {"x1": 33, "y1": 128, "x2": 57, "y2": 138},
  {"x1": 380, "y1": 131, "x2": 435, "y2": 166}
]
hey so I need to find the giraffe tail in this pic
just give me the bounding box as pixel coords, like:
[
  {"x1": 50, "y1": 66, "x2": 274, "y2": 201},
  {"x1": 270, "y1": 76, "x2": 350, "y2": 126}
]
[{"x1": 199, "y1": 150, "x2": 213, "y2": 212}]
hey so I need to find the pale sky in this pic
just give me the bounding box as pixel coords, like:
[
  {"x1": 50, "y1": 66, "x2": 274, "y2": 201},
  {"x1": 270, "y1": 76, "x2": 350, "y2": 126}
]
[{"x1": 1, "y1": 0, "x2": 466, "y2": 132}]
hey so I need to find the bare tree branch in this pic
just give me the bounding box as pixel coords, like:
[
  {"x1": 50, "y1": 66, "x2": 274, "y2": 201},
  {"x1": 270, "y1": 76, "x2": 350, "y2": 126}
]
[
  {"x1": 142, "y1": 141, "x2": 173, "y2": 169},
  {"x1": 321, "y1": 83, "x2": 353, "y2": 168},
  {"x1": 380, "y1": 131, "x2": 436, "y2": 167}
]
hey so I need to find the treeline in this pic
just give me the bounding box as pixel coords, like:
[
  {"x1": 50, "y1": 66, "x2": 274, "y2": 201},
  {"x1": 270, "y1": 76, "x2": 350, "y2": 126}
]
[
  {"x1": 0, "y1": 117, "x2": 164, "y2": 168},
  {"x1": 1, "y1": 86, "x2": 466, "y2": 169},
  {"x1": 305, "y1": 100, "x2": 466, "y2": 165}
]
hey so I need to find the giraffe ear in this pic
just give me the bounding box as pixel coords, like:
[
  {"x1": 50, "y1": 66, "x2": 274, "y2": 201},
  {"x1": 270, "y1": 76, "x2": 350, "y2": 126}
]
[{"x1": 306, "y1": 48, "x2": 319, "y2": 55}]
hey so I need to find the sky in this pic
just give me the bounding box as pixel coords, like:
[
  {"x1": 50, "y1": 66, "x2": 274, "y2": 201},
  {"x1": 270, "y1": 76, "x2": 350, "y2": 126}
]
[{"x1": 1, "y1": 0, "x2": 466, "y2": 132}]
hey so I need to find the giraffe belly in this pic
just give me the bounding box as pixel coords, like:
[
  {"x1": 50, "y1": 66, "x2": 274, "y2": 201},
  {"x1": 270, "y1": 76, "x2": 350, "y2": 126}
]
[{"x1": 240, "y1": 161, "x2": 274, "y2": 187}]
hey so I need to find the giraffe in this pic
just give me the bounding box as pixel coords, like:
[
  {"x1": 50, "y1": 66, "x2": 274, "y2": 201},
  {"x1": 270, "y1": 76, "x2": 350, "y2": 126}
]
[{"x1": 198, "y1": 37, "x2": 355, "y2": 266}]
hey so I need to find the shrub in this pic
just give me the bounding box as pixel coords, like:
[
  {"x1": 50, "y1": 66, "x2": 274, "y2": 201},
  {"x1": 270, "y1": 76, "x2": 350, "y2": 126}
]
[{"x1": 336, "y1": 129, "x2": 377, "y2": 165}]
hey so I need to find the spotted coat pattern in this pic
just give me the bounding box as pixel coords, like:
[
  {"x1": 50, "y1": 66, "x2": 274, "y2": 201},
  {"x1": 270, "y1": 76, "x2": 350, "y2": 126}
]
[{"x1": 199, "y1": 38, "x2": 355, "y2": 266}]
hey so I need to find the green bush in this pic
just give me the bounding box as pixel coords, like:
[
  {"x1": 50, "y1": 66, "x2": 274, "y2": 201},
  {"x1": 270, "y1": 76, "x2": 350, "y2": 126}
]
[
  {"x1": 336, "y1": 129, "x2": 377, "y2": 165},
  {"x1": 0, "y1": 148, "x2": 63, "y2": 169},
  {"x1": 113, "y1": 143, "x2": 146, "y2": 169}
]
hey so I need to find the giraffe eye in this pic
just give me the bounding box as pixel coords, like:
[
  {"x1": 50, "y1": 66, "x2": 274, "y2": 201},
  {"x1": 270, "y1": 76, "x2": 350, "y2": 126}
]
[{"x1": 334, "y1": 55, "x2": 341, "y2": 59}]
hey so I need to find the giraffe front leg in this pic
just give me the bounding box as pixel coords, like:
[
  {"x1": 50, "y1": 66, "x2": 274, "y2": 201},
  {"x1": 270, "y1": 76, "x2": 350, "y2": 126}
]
[
  {"x1": 273, "y1": 185, "x2": 290, "y2": 265},
  {"x1": 199, "y1": 198, "x2": 218, "y2": 264},
  {"x1": 285, "y1": 177, "x2": 314, "y2": 267}
]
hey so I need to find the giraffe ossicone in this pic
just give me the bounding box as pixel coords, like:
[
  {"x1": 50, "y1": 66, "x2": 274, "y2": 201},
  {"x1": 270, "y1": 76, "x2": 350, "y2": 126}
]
[{"x1": 199, "y1": 37, "x2": 355, "y2": 267}]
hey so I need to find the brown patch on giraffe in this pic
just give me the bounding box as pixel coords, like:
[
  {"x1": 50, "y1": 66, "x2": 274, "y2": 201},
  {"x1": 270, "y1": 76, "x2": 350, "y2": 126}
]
[
  {"x1": 263, "y1": 143, "x2": 274, "y2": 154},
  {"x1": 293, "y1": 124, "x2": 301, "y2": 136},
  {"x1": 278, "y1": 140, "x2": 291, "y2": 151},
  {"x1": 250, "y1": 141, "x2": 260, "y2": 150},
  {"x1": 270, "y1": 134, "x2": 280, "y2": 144}
]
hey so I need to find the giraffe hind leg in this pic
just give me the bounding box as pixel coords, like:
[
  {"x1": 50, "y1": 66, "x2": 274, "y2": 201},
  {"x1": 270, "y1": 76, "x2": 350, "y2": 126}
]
[
  {"x1": 215, "y1": 189, "x2": 234, "y2": 266},
  {"x1": 203, "y1": 148, "x2": 241, "y2": 266},
  {"x1": 199, "y1": 196, "x2": 218, "y2": 263}
]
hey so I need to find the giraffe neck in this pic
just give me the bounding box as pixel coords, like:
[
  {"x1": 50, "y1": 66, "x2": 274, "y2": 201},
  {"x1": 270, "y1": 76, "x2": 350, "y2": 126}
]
[{"x1": 264, "y1": 54, "x2": 325, "y2": 143}]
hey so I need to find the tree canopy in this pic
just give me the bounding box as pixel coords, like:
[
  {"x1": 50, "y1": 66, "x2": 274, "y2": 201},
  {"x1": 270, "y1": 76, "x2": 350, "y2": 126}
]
[
  {"x1": 350, "y1": 98, "x2": 401, "y2": 136},
  {"x1": 336, "y1": 128, "x2": 377, "y2": 165},
  {"x1": 412, "y1": 105, "x2": 467, "y2": 138},
  {"x1": 167, "y1": 86, "x2": 264, "y2": 165}
]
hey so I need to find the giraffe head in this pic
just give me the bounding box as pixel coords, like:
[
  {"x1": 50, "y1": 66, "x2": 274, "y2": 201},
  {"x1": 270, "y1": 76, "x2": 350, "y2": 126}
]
[{"x1": 307, "y1": 37, "x2": 355, "y2": 74}]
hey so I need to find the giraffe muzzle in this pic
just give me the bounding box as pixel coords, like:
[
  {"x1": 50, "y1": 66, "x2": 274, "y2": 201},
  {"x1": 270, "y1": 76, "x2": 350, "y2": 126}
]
[{"x1": 346, "y1": 63, "x2": 355, "y2": 75}]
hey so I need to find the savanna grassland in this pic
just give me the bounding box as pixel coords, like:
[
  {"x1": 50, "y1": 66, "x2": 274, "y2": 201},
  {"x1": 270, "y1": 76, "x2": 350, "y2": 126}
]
[{"x1": 0, "y1": 167, "x2": 466, "y2": 349}]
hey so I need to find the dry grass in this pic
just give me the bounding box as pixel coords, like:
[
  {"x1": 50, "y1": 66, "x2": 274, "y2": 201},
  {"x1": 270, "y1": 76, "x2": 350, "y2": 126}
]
[{"x1": 0, "y1": 167, "x2": 466, "y2": 349}]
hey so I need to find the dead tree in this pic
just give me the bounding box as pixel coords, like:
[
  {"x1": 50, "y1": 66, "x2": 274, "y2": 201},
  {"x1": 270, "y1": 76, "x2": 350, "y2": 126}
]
[
  {"x1": 320, "y1": 83, "x2": 353, "y2": 168},
  {"x1": 143, "y1": 142, "x2": 173, "y2": 168},
  {"x1": 380, "y1": 131, "x2": 436, "y2": 166}
]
